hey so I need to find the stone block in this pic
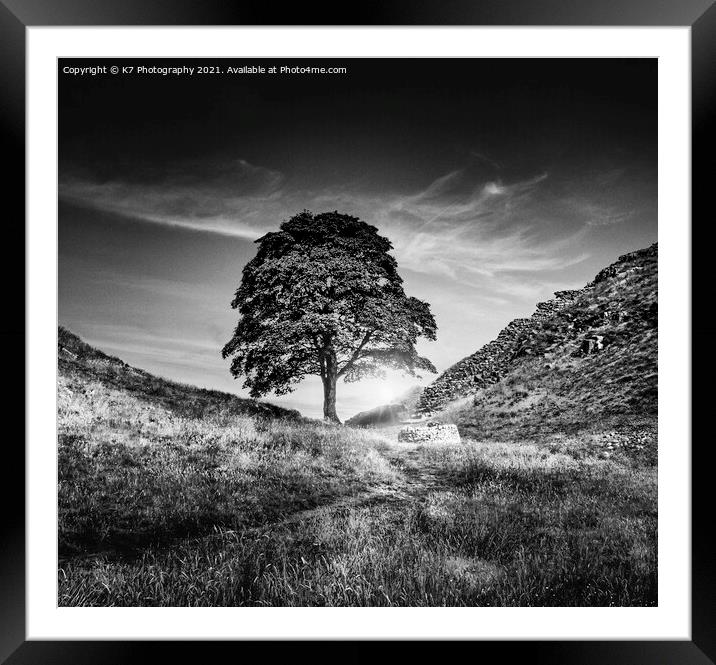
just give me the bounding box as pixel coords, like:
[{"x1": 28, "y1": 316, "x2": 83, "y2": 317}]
[{"x1": 397, "y1": 422, "x2": 461, "y2": 444}]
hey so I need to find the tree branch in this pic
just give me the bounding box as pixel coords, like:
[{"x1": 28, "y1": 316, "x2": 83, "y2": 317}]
[{"x1": 337, "y1": 330, "x2": 373, "y2": 378}]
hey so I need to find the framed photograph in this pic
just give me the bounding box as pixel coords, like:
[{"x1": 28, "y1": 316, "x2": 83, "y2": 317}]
[{"x1": 4, "y1": 1, "x2": 710, "y2": 662}]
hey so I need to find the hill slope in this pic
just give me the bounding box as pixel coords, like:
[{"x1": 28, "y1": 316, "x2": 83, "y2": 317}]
[
  {"x1": 57, "y1": 328, "x2": 656, "y2": 607},
  {"x1": 58, "y1": 326, "x2": 299, "y2": 420},
  {"x1": 345, "y1": 386, "x2": 423, "y2": 427},
  {"x1": 57, "y1": 328, "x2": 398, "y2": 558},
  {"x1": 417, "y1": 288, "x2": 581, "y2": 414},
  {"x1": 440, "y1": 243, "x2": 657, "y2": 439}
]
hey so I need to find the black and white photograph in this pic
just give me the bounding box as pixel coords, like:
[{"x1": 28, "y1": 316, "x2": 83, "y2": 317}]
[{"x1": 57, "y1": 57, "x2": 658, "y2": 608}]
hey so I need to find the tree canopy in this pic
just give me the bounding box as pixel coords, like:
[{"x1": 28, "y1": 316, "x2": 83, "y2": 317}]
[{"x1": 222, "y1": 210, "x2": 437, "y2": 422}]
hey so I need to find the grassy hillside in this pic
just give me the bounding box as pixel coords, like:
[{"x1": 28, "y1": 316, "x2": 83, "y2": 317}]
[
  {"x1": 58, "y1": 328, "x2": 396, "y2": 557},
  {"x1": 59, "y1": 326, "x2": 299, "y2": 420},
  {"x1": 442, "y1": 244, "x2": 657, "y2": 442},
  {"x1": 58, "y1": 328, "x2": 656, "y2": 607}
]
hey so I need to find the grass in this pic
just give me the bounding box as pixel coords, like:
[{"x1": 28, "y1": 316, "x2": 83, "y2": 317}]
[
  {"x1": 58, "y1": 374, "x2": 396, "y2": 558},
  {"x1": 440, "y1": 352, "x2": 658, "y2": 448},
  {"x1": 58, "y1": 327, "x2": 657, "y2": 608},
  {"x1": 59, "y1": 326, "x2": 299, "y2": 420},
  {"x1": 59, "y1": 384, "x2": 656, "y2": 606},
  {"x1": 429, "y1": 244, "x2": 657, "y2": 440}
]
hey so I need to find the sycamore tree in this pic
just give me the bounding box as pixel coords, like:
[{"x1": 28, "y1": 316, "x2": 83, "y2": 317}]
[{"x1": 222, "y1": 210, "x2": 437, "y2": 423}]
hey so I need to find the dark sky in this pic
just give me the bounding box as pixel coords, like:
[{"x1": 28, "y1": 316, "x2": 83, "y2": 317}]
[{"x1": 59, "y1": 58, "x2": 657, "y2": 418}]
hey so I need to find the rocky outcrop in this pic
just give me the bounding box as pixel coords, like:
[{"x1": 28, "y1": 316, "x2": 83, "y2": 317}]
[
  {"x1": 417, "y1": 289, "x2": 582, "y2": 414},
  {"x1": 417, "y1": 243, "x2": 657, "y2": 417},
  {"x1": 587, "y1": 247, "x2": 651, "y2": 286},
  {"x1": 428, "y1": 243, "x2": 657, "y2": 438},
  {"x1": 580, "y1": 334, "x2": 605, "y2": 355},
  {"x1": 398, "y1": 422, "x2": 461, "y2": 444}
]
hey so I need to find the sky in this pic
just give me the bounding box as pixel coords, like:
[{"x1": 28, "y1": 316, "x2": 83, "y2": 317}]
[{"x1": 58, "y1": 58, "x2": 657, "y2": 420}]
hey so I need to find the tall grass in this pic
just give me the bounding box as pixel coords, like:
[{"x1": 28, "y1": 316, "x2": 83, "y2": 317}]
[
  {"x1": 59, "y1": 389, "x2": 657, "y2": 607},
  {"x1": 57, "y1": 277, "x2": 658, "y2": 607},
  {"x1": 58, "y1": 375, "x2": 396, "y2": 557}
]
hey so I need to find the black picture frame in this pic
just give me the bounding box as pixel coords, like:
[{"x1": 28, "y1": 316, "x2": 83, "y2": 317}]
[{"x1": 2, "y1": 1, "x2": 709, "y2": 663}]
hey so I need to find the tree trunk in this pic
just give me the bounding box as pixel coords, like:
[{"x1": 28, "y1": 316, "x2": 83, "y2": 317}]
[{"x1": 322, "y1": 353, "x2": 340, "y2": 424}]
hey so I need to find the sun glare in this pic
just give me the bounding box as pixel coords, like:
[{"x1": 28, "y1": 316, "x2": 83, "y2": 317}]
[{"x1": 357, "y1": 372, "x2": 420, "y2": 408}]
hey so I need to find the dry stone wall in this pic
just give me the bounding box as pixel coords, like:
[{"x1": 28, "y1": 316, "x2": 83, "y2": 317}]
[{"x1": 417, "y1": 289, "x2": 582, "y2": 414}]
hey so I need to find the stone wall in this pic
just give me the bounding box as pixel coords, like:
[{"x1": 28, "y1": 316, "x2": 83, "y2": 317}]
[
  {"x1": 414, "y1": 243, "x2": 658, "y2": 417},
  {"x1": 397, "y1": 422, "x2": 461, "y2": 444},
  {"x1": 587, "y1": 244, "x2": 656, "y2": 287},
  {"x1": 416, "y1": 289, "x2": 582, "y2": 414}
]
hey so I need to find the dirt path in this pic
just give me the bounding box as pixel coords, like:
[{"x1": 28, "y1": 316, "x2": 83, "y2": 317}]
[
  {"x1": 60, "y1": 440, "x2": 446, "y2": 566},
  {"x1": 251, "y1": 440, "x2": 447, "y2": 534}
]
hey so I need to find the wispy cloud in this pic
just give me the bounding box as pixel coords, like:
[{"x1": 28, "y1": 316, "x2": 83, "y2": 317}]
[
  {"x1": 60, "y1": 158, "x2": 283, "y2": 239},
  {"x1": 93, "y1": 273, "x2": 214, "y2": 300},
  {"x1": 60, "y1": 157, "x2": 645, "y2": 300},
  {"x1": 309, "y1": 168, "x2": 588, "y2": 294},
  {"x1": 579, "y1": 201, "x2": 634, "y2": 227},
  {"x1": 80, "y1": 322, "x2": 221, "y2": 353}
]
